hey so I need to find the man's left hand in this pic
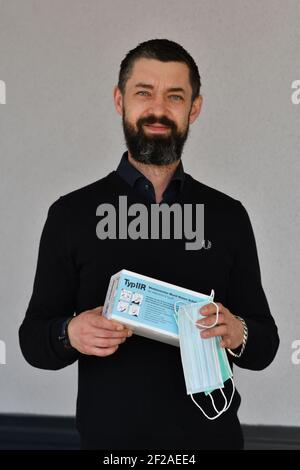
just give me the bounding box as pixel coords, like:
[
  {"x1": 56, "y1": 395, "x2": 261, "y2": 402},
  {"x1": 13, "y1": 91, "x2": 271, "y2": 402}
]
[{"x1": 196, "y1": 303, "x2": 244, "y2": 350}]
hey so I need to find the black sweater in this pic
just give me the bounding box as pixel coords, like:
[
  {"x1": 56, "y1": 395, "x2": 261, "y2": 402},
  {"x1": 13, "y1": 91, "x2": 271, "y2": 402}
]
[{"x1": 19, "y1": 169, "x2": 279, "y2": 450}]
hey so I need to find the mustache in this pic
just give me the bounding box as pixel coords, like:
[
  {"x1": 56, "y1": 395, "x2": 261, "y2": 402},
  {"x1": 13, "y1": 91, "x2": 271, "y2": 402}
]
[{"x1": 137, "y1": 115, "x2": 177, "y2": 131}]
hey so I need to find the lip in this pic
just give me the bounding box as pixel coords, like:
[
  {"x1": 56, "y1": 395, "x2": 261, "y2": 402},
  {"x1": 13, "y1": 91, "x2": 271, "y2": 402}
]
[{"x1": 144, "y1": 124, "x2": 170, "y2": 133}]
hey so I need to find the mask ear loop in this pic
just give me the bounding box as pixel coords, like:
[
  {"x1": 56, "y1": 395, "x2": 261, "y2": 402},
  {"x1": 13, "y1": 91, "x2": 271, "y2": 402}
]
[
  {"x1": 199, "y1": 300, "x2": 219, "y2": 329},
  {"x1": 191, "y1": 378, "x2": 235, "y2": 420},
  {"x1": 174, "y1": 300, "x2": 195, "y2": 325},
  {"x1": 209, "y1": 377, "x2": 236, "y2": 414},
  {"x1": 174, "y1": 297, "x2": 219, "y2": 329},
  {"x1": 220, "y1": 377, "x2": 235, "y2": 412},
  {"x1": 209, "y1": 391, "x2": 226, "y2": 414},
  {"x1": 176, "y1": 291, "x2": 220, "y2": 330}
]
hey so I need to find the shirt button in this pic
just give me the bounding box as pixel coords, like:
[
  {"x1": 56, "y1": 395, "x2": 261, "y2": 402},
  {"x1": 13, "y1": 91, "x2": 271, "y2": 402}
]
[{"x1": 145, "y1": 184, "x2": 149, "y2": 190}]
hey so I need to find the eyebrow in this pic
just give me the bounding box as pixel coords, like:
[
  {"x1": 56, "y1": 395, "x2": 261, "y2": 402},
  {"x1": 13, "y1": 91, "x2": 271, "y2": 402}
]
[{"x1": 134, "y1": 83, "x2": 186, "y2": 94}]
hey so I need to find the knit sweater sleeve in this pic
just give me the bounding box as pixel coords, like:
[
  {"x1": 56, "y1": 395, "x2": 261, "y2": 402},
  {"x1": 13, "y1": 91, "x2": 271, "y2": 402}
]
[
  {"x1": 19, "y1": 197, "x2": 80, "y2": 370},
  {"x1": 227, "y1": 201, "x2": 279, "y2": 370}
]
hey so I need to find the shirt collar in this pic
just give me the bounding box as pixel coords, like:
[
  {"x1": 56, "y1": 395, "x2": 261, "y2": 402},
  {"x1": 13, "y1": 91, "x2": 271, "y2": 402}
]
[{"x1": 116, "y1": 151, "x2": 185, "y2": 192}]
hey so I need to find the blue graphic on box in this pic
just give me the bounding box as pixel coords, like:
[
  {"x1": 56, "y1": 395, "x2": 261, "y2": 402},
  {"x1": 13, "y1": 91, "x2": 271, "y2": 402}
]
[{"x1": 113, "y1": 273, "x2": 212, "y2": 335}]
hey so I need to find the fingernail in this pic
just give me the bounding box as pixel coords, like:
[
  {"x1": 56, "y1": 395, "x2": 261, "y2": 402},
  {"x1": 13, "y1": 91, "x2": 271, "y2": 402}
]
[
  {"x1": 201, "y1": 331, "x2": 208, "y2": 338},
  {"x1": 127, "y1": 330, "x2": 133, "y2": 337},
  {"x1": 117, "y1": 325, "x2": 124, "y2": 331},
  {"x1": 200, "y1": 307, "x2": 207, "y2": 313}
]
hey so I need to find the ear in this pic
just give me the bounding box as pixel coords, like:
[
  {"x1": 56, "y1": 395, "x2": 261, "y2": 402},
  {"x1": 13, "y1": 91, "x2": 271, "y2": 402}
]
[
  {"x1": 113, "y1": 86, "x2": 123, "y2": 116},
  {"x1": 189, "y1": 95, "x2": 203, "y2": 125}
]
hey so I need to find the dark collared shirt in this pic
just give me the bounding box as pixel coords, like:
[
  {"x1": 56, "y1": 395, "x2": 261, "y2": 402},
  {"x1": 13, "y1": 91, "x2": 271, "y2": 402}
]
[{"x1": 116, "y1": 151, "x2": 185, "y2": 204}]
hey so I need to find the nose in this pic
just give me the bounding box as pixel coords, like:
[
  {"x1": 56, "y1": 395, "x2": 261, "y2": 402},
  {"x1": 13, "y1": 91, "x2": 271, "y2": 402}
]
[{"x1": 146, "y1": 94, "x2": 169, "y2": 117}]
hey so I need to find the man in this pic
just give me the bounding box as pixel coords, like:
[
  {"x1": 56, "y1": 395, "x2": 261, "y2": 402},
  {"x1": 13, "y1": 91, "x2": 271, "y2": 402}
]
[{"x1": 19, "y1": 39, "x2": 279, "y2": 450}]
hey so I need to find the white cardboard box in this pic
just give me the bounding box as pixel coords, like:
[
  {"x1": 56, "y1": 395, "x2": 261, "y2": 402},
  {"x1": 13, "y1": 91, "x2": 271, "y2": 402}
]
[{"x1": 103, "y1": 269, "x2": 214, "y2": 346}]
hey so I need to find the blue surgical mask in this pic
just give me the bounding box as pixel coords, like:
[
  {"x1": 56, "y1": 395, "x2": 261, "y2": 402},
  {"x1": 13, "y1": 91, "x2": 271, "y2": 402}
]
[{"x1": 174, "y1": 291, "x2": 235, "y2": 420}]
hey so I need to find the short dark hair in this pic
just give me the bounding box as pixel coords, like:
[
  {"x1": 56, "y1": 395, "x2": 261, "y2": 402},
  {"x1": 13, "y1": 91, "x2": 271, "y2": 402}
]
[{"x1": 118, "y1": 39, "x2": 201, "y2": 102}]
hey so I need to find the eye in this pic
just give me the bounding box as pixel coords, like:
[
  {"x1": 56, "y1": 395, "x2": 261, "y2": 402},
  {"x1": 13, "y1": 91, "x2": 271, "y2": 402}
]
[
  {"x1": 169, "y1": 95, "x2": 183, "y2": 101},
  {"x1": 136, "y1": 91, "x2": 150, "y2": 96}
]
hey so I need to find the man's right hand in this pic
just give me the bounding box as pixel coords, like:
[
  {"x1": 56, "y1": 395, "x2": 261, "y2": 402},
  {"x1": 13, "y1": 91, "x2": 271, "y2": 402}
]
[{"x1": 67, "y1": 306, "x2": 133, "y2": 357}]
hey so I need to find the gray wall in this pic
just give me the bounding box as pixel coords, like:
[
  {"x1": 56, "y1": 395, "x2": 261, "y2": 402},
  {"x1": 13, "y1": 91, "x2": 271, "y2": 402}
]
[{"x1": 0, "y1": 0, "x2": 299, "y2": 426}]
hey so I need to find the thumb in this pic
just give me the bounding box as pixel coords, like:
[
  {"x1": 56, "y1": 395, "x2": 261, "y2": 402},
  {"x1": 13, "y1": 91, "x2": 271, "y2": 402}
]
[{"x1": 93, "y1": 306, "x2": 104, "y2": 314}]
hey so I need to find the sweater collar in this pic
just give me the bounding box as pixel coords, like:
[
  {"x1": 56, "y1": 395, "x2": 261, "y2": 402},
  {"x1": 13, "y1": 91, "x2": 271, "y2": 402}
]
[{"x1": 116, "y1": 151, "x2": 185, "y2": 192}]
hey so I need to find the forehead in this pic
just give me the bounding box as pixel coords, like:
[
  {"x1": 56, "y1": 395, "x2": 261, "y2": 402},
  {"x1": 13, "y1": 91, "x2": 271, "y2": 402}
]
[{"x1": 127, "y1": 58, "x2": 192, "y2": 92}]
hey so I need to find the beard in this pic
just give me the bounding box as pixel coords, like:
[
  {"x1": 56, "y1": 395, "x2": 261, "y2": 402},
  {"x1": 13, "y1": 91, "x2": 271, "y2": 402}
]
[{"x1": 122, "y1": 110, "x2": 190, "y2": 166}]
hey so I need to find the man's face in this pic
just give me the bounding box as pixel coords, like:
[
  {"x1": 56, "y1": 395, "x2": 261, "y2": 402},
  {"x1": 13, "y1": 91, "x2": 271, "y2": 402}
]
[{"x1": 114, "y1": 58, "x2": 202, "y2": 165}]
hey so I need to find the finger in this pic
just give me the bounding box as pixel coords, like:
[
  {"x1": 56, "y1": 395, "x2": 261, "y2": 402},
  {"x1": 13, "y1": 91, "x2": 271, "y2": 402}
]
[
  {"x1": 92, "y1": 337, "x2": 127, "y2": 348},
  {"x1": 92, "y1": 306, "x2": 103, "y2": 314},
  {"x1": 220, "y1": 335, "x2": 233, "y2": 348},
  {"x1": 92, "y1": 315, "x2": 127, "y2": 331},
  {"x1": 200, "y1": 325, "x2": 228, "y2": 339},
  {"x1": 88, "y1": 345, "x2": 119, "y2": 357},
  {"x1": 93, "y1": 328, "x2": 133, "y2": 339},
  {"x1": 196, "y1": 312, "x2": 225, "y2": 328},
  {"x1": 199, "y1": 302, "x2": 225, "y2": 317},
  {"x1": 81, "y1": 332, "x2": 129, "y2": 347}
]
